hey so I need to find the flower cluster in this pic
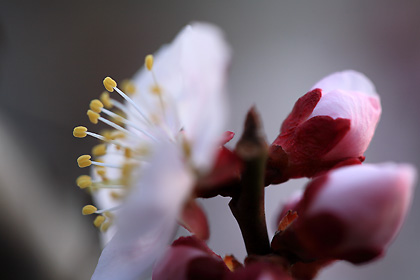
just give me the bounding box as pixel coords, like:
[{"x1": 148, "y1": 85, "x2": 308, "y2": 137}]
[{"x1": 73, "y1": 23, "x2": 416, "y2": 280}]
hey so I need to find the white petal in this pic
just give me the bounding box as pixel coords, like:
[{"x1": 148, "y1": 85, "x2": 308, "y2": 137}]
[
  {"x1": 131, "y1": 22, "x2": 231, "y2": 171},
  {"x1": 311, "y1": 70, "x2": 377, "y2": 97},
  {"x1": 91, "y1": 141, "x2": 193, "y2": 280},
  {"x1": 175, "y1": 23, "x2": 230, "y2": 171}
]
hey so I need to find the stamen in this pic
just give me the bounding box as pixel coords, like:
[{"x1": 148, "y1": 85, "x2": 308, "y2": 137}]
[
  {"x1": 99, "y1": 130, "x2": 125, "y2": 141},
  {"x1": 100, "y1": 91, "x2": 113, "y2": 109},
  {"x1": 92, "y1": 144, "x2": 107, "y2": 157},
  {"x1": 87, "y1": 110, "x2": 100, "y2": 124},
  {"x1": 98, "y1": 116, "x2": 133, "y2": 136},
  {"x1": 120, "y1": 162, "x2": 136, "y2": 186},
  {"x1": 76, "y1": 175, "x2": 92, "y2": 188},
  {"x1": 82, "y1": 205, "x2": 97, "y2": 215},
  {"x1": 78, "y1": 155, "x2": 122, "y2": 169},
  {"x1": 82, "y1": 130, "x2": 129, "y2": 150},
  {"x1": 104, "y1": 98, "x2": 151, "y2": 129},
  {"x1": 73, "y1": 126, "x2": 88, "y2": 138},
  {"x1": 103, "y1": 76, "x2": 151, "y2": 124},
  {"x1": 121, "y1": 79, "x2": 136, "y2": 95},
  {"x1": 124, "y1": 148, "x2": 132, "y2": 158},
  {"x1": 86, "y1": 131, "x2": 107, "y2": 141},
  {"x1": 93, "y1": 215, "x2": 105, "y2": 227},
  {"x1": 111, "y1": 109, "x2": 126, "y2": 127},
  {"x1": 100, "y1": 107, "x2": 158, "y2": 141},
  {"x1": 104, "y1": 211, "x2": 114, "y2": 219},
  {"x1": 113, "y1": 86, "x2": 151, "y2": 124},
  {"x1": 77, "y1": 155, "x2": 92, "y2": 168},
  {"x1": 94, "y1": 205, "x2": 121, "y2": 214},
  {"x1": 96, "y1": 168, "x2": 108, "y2": 182},
  {"x1": 100, "y1": 221, "x2": 111, "y2": 232},
  {"x1": 107, "y1": 98, "x2": 125, "y2": 112},
  {"x1": 92, "y1": 183, "x2": 126, "y2": 190},
  {"x1": 96, "y1": 168, "x2": 106, "y2": 177},
  {"x1": 145, "y1": 54, "x2": 165, "y2": 115},
  {"x1": 91, "y1": 160, "x2": 122, "y2": 169},
  {"x1": 110, "y1": 191, "x2": 124, "y2": 200},
  {"x1": 90, "y1": 99, "x2": 104, "y2": 113},
  {"x1": 103, "y1": 77, "x2": 117, "y2": 92},
  {"x1": 145, "y1": 54, "x2": 154, "y2": 71},
  {"x1": 87, "y1": 109, "x2": 139, "y2": 140}
]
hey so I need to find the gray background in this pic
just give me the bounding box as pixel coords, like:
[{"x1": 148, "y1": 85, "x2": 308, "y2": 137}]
[{"x1": 0, "y1": 1, "x2": 419, "y2": 279}]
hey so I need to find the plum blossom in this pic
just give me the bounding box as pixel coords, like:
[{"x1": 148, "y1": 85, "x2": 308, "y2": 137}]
[
  {"x1": 74, "y1": 22, "x2": 231, "y2": 280},
  {"x1": 71, "y1": 21, "x2": 417, "y2": 280},
  {"x1": 272, "y1": 163, "x2": 417, "y2": 265},
  {"x1": 266, "y1": 71, "x2": 382, "y2": 184}
]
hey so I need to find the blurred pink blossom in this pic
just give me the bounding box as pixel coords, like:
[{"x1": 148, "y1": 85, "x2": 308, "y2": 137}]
[{"x1": 272, "y1": 163, "x2": 416, "y2": 264}]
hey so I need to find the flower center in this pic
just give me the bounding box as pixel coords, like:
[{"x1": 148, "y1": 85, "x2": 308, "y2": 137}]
[{"x1": 73, "y1": 54, "x2": 186, "y2": 232}]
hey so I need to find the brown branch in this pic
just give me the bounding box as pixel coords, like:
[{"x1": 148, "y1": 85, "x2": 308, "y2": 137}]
[{"x1": 229, "y1": 107, "x2": 270, "y2": 256}]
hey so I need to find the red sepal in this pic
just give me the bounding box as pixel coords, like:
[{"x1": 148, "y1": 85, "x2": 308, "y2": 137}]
[
  {"x1": 179, "y1": 199, "x2": 210, "y2": 240},
  {"x1": 196, "y1": 147, "x2": 243, "y2": 198},
  {"x1": 267, "y1": 116, "x2": 353, "y2": 184},
  {"x1": 280, "y1": 89, "x2": 322, "y2": 134},
  {"x1": 221, "y1": 131, "x2": 235, "y2": 145}
]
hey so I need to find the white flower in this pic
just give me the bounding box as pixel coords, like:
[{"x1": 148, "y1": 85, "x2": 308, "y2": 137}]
[{"x1": 74, "y1": 22, "x2": 231, "y2": 280}]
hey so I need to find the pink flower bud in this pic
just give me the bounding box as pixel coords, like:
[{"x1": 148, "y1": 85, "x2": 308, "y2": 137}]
[
  {"x1": 266, "y1": 71, "x2": 381, "y2": 184},
  {"x1": 272, "y1": 163, "x2": 416, "y2": 264}
]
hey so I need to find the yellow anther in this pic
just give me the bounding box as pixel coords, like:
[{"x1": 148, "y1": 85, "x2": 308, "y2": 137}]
[
  {"x1": 100, "y1": 130, "x2": 112, "y2": 141},
  {"x1": 76, "y1": 175, "x2": 92, "y2": 189},
  {"x1": 145, "y1": 54, "x2": 154, "y2": 71},
  {"x1": 90, "y1": 99, "x2": 104, "y2": 113},
  {"x1": 122, "y1": 163, "x2": 134, "y2": 177},
  {"x1": 103, "y1": 77, "x2": 117, "y2": 92},
  {"x1": 121, "y1": 79, "x2": 136, "y2": 95},
  {"x1": 135, "y1": 146, "x2": 150, "y2": 156},
  {"x1": 73, "y1": 126, "x2": 88, "y2": 138},
  {"x1": 124, "y1": 148, "x2": 132, "y2": 158},
  {"x1": 82, "y1": 205, "x2": 97, "y2": 215},
  {"x1": 112, "y1": 115, "x2": 124, "y2": 127},
  {"x1": 87, "y1": 110, "x2": 100, "y2": 124},
  {"x1": 110, "y1": 130, "x2": 125, "y2": 140},
  {"x1": 121, "y1": 163, "x2": 136, "y2": 186},
  {"x1": 111, "y1": 110, "x2": 126, "y2": 127},
  {"x1": 93, "y1": 215, "x2": 106, "y2": 227},
  {"x1": 92, "y1": 144, "x2": 107, "y2": 157},
  {"x1": 100, "y1": 221, "x2": 111, "y2": 232},
  {"x1": 100, "y1": 91, "x2": 112, "y2": 109},
  {"x1": 96, "y1": 169, "x2": 108, "y2": 182},
  {"x1": 182, "y1": 138, "x2": 192, "y2": 159},
  {"x1": 77, "y1": 155, "x2": 92, "y2": 168},
  {"x1": 110, "y1": 191, "x2": 123, "y2": 200},
  {"x1": 89, "y1": 185, "x2": 99, "y2": 192},
  {"x1": 150, "y1": 84, "x2": 162, "y2": 95},
  {"x1": 96, "y1": 169, "x2": 106, "y2": 177}
]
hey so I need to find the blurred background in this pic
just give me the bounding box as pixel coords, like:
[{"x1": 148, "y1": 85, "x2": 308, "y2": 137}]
[{"x1": 0, "y1": 0, "x2": 419, "y2": 279}]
